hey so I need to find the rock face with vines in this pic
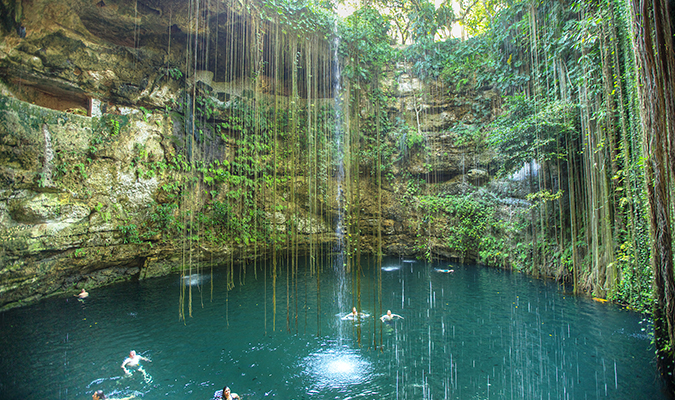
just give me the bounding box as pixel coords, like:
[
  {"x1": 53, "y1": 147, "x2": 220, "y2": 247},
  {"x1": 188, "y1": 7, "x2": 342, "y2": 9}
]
[
  {"x1": 0, "y1": 0, "x2": 497, "y2": 310},
  {"x1": 0, "y1": 0, "x2": 654, "y2": 327}
]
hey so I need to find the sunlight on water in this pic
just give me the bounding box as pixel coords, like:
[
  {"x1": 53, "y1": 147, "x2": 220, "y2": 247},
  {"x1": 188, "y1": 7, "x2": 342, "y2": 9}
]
[
  {"x1": 303, "y1": 346, "x2": 372, "y2": 390},
  {"x1": 180, "y1": 273, "x2": 209, "y2": 286},
  {"x1": 381, "y1": 263, "x2": 401, "y2": 272}
]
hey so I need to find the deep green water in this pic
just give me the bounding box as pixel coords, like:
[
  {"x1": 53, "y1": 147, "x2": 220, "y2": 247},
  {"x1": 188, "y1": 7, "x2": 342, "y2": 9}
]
[{"x1": 0, "y1": 257, "x2": 667, "y2": 399}]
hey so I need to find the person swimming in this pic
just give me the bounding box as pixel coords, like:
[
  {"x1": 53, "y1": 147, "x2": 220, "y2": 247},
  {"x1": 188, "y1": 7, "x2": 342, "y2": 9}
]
[
  {"x1": 380, "y1": 310, "x2": 404, "y2": 323},
  {"x1": 213, "y1": 385, "x2": 240, "y2": 400},
  {"x1": 121, "y1": 350, "x2": 152, "y2": 383},
  {"x1": 435, "y1": 268, "x2": 454, "y2": 273},
  {"x1": 342, "y1": 307, "x2": 369, "y2": 320},
  {"x1": 75, "y1": 288, "x2": 89, "y2": 299}
]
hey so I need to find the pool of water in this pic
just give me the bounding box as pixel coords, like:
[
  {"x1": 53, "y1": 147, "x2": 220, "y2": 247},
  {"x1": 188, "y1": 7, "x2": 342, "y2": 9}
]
[{"x1": 0, "y1": 256, "x2": 667, "y2": 399}]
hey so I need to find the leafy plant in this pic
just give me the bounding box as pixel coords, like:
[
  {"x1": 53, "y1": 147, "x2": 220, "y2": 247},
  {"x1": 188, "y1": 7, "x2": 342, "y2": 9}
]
[
  {"x1": 118, "y1": 224, "x2": 141, "y2": 244},
  {"x1": 168, "y1": 67, "x2": 183, "y2": 80},
  {"x1": 139, "y1": 106, "x2": 151, "y2": 122}
]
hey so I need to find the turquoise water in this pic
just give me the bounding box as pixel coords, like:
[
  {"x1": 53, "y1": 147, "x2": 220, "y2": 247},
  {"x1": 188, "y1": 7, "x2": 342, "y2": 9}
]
[{"x1": 0, "y1": 257, "x2": 667, "y2": 399}]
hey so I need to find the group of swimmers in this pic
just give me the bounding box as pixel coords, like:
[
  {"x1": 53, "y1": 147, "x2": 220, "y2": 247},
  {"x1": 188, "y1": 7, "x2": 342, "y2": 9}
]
[
  {"x1": 92, "y1": 350, "x2": 239, "y2": 399},
  {"x1": 92, "y1": 385, "x2": 239, "y2": 400},
  {"x1": 342, "y1": 307, "x2": 404, "y2": 323},
  {"x1": 75, "y1": 289, "x2": 239, "y2": 400},
  {"x1": 77, "y1": 288, "x2": 404, "y2": 399}
]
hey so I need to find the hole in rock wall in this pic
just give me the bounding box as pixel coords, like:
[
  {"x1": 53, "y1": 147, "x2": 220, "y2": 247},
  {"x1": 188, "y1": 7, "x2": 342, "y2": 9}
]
[{"x1": 9, "y1": 77, "x2": 92, "y2": 116}]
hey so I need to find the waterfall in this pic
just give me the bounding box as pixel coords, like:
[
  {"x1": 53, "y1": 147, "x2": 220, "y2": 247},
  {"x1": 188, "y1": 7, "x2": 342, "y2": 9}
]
[{"x1": 332, "y1": 22, "x2": 348, "y2": 339}]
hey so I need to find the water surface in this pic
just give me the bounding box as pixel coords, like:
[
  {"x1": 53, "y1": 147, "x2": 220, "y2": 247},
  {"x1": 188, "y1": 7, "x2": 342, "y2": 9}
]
[{"x1": 0, "y1": 257, "x2": 666, "y2": 399}]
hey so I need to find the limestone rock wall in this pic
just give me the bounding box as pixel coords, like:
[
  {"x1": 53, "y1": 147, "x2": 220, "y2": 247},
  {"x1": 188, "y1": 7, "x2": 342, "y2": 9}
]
[{"x1": 0, "y1": 0, "x2": 508, "y2": 310}]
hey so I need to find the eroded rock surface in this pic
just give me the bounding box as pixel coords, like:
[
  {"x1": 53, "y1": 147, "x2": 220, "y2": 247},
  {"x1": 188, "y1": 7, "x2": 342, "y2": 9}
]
[{"x1": 0, "y1": 0, "x2": 511, "y2": 310}]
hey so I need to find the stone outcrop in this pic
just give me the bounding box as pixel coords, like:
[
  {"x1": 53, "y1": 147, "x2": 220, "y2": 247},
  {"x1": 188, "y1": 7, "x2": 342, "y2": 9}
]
[{"x1": 0, "y1": 0, "x2": 512, "y2": 310}]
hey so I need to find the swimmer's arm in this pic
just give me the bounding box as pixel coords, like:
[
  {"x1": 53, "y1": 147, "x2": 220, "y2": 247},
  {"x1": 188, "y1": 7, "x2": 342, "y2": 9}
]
[
  {"x1": 393, "y1": 314, "x2": 404, "y2": 319},
  {"x1": 140, "y1": 355, "x2": 151, "y2": 362},
  {"x1": 232, "y1": 393, "x2": 241, "y2": 399},
  {"x1": 121, "y1": 359, "x2": 132, "y2": 374}
]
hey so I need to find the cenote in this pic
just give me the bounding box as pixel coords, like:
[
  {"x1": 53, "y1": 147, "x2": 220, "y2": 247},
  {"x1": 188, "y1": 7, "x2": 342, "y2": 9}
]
[{"x1": 0, "y1": 256, "x2": 665, "y2": 400}]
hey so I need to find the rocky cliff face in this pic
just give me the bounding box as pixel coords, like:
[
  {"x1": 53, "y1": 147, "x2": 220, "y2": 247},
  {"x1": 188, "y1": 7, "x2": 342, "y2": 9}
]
[{"x1": 0, "y1": 0, "x2": 508, "y2": 310}]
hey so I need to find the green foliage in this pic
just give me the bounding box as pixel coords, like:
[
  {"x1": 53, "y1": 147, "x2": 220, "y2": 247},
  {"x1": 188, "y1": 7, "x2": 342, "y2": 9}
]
[
  {"x1": 374, "y1": 0, "x2": 454, "y2": 45},
  {"x1": 118, "y1": 223, "x2": 141, "y2": 244},
  {"x1": 36, "y1": 172, "x2": 46, "y2": 188},
  {"x1": 489, "y1": 97, "x2": 578, "y2": 175},
  {"x1": 104, "y1": 115, "x2": 121, "y2": 136},
  {"x1": 149, "y1": 203, "x2": 180, "y2": 240},
  {"x1": 259, "y1": 0, "x2": 335, "y2": 37},
  {"x1": 406, "y1": 129, "x2": 425, "y2": 150},
  {"x1": 199, "y1": 199, "x2": 269, "y2": 246},
  {"x1": 139, "y1": 106, "x2": 151, "y2": 122},
  {"x1": 196, "y1": 95, "x2": 220, "y2": 120},
  {"x1": 408, "y1": 0, "x2": 451, "y2": 43},
  {"x1": 73, "y1": 163, "x2": 88, "y2": 180},
  {"x1": 448, "y1": 123, "x2": 486, "y2": 148},
  {"x1": 398, "y1": 175, "x2": 422, "y2": 206},
  {"x1": 611, "y1": 241, "x2": 653, "y2": 312},
  {"x1": 167, "y1": 67, "x2": 183, "y2": 80},
  {"x1": 94, "y1": 202, "x2": 112, "y2": 222},
  {"x1": 88, "y1": 115, "x2": 123, "y2": 159},
  {"x1": 340, "y1": 5, "x2": 394, "y2": 84},
  {"x1": 457, "y1": 0, "x2": 501, "y2": 36},
  {"x1": 610, "y1": 203, "x2": 653, "y2": 312},
  {"x1": 419, "y1": 193, "x2": 496, "y2": 259}
]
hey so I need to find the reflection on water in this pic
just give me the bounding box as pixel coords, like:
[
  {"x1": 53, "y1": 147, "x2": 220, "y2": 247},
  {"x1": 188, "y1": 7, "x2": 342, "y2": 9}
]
[
  {"x1": 0, "y1": 257, "x2": 667, "y2": 400},
  {"x1": 181, "y1": 273, "x2": 209, "y2": 286},
  {"x1": 303, "y1": 344, "x2": 372, "y2": 391}
]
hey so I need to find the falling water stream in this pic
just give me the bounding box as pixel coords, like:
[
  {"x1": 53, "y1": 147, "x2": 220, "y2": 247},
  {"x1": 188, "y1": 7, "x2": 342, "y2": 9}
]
[
  {"x1": 0, "y1": 256, "x2": 666, "y2": 400},
  {"x1": 332, "y1": 24, "x2": 349, "y2": 341}
]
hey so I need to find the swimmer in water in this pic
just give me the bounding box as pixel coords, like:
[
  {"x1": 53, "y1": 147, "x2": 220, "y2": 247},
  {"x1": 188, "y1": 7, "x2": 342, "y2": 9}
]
[
  {"x1": 75, "y1": 288, "x2": 89, "y2": 299},
  {"x1": 380, "y1": 310, "x2": 404, "y2": 323},
  {"x1": 121, "y1": 350, "x2": 152, "y2": 382},
  {"x1": 342, "y1": 307, "x2": 369, "y2": 320},
  {"x1": 214, "y1": 385, "x2": 240, "y2": 400},
  {"x1": 435, "y1": 268, "x2": 454, "y2": 273}
]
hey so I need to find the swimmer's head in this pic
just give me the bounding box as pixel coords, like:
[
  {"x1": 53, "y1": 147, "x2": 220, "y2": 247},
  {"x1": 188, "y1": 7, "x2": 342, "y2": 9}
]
[
  {"x1": 352, "y1": 307, "x2": 357, "y2": 313},
  {"x1": 129, "y1": 350, "x2": 136, "y2": 357},
  {"x1": 93, "y1": 390, "x2": 105, "y2": 400},
  {"x1": 223, "y1": 386, "x2": 231, "y2": 395},
  {"x1": 387, "y1": 310, "x2": 392, "y2": 316}
]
